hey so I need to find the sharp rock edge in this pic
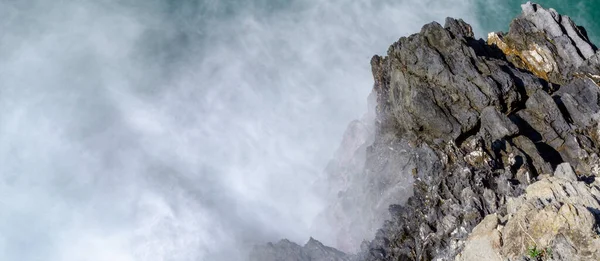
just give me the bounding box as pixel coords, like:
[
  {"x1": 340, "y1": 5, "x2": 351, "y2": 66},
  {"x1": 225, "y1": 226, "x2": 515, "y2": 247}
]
[{"x1": 250, "y1": 2, "x2": 600, "y2": 261}]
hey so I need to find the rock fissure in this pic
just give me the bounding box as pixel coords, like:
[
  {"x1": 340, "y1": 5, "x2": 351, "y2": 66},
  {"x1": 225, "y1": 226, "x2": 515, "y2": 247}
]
[{"x1": 250, "y1": 2, "x2": 600, "y2": 261}]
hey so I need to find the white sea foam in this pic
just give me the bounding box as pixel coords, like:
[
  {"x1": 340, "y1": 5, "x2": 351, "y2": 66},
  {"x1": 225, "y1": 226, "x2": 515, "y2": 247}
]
[{"x1": 0, "y1": 0, "x2": 480, "y2": 260}]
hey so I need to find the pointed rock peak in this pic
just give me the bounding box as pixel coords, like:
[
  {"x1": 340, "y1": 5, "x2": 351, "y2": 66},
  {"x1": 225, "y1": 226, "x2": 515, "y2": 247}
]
[
  {"x1": 305, "y1": 237, "x2": 320, "y2": 246},
  {"x1": 444, "y1": 17, "x2": 474, "y2": 38}
]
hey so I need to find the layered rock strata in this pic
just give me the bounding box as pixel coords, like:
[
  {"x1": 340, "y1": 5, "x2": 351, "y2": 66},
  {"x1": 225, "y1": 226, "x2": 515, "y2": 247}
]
[{"x1": 250, "y1": 2, "x2": 600, "y2": 261}]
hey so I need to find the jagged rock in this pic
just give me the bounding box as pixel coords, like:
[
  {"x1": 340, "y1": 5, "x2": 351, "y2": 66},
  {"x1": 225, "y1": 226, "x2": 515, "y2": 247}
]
[
  {"x1": 252, "y1": 3, "x2": 600, "y2": 261},
  {"x1": 459, "y1": 170, "x2": 600, "y2": 261},
  {"x1": 314, "y1": 92, "x2": 446, "y2": 253},
  {"x1": 360, "y1": 3, "x2": 600, "y2": 260},
  {"x1": 371, "y1": 17, "x2": 531, "y2": 144},
  {"x1": 249, "y1": 238, "x2": 352, "y2": 261},
  {"x1": 480, "y1": 106, "x2": 519, "y2": 141},
  {"x1": 488, "y1": 2, "x2": 597, "y2": 83}
]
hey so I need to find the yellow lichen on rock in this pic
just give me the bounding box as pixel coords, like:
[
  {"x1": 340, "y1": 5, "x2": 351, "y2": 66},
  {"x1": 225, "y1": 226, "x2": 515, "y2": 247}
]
[
  {"x1": 522, "y1": 43, "x2": 558, "y2": 76},
  {"x1": 487, "y1": 32, "x2": 558, "y2": 81},
  {"x1": 487, "y1": 32, "x2": 509, "y2": 51}
]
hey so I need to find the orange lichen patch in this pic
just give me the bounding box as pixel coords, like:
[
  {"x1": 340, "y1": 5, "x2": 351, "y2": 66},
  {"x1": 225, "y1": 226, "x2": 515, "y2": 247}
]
[
  {"x1": 522, "y1": 43, "x2": 558, "y2": 76},
  {"x1": 487, "y1": 32, "x2": 558, "y2": 81},
  {"x1": 487, "y1": 32, "x2": 510, "y2": 52}
]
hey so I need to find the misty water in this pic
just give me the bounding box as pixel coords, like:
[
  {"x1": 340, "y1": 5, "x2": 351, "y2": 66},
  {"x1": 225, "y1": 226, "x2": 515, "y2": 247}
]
[{"x1": 0, "y1": 0, "x2": 597, "y2": 260}]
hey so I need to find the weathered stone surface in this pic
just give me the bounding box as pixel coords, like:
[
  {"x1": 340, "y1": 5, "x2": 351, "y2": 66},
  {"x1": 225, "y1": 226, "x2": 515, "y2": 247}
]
[
  {"x1": 371, "y1": 18, "x2": 530, "y2": 144},
  {"x1": 554, "y1": 162, "x2": 578, "y2": 181},
  {"x1": 455, "y1": 214, "x2": 502, "y2": 261},
  {"x1": 459, "y1": 173, "x2": 600, "y2": 261},
  {"x1": 480, "y1": 106, "x2": 519, "y2": 141},
  {"x1": 252, "y1": 3, "x2": 600, "y2": 261},
  {"x1": 489, "y1": 2, "x2": 598, "y2": 83}
]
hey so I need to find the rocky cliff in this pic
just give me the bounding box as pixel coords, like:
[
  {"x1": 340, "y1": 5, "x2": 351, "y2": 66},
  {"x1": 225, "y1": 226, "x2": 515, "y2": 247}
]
[{"x1": 250, "y1": 2, "x2": 600, "y2": 260}]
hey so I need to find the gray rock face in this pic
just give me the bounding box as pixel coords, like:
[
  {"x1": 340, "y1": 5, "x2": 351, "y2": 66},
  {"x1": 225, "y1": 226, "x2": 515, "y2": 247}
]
[
  {"x1": 251, "y1": 3, "x2": 600, "y2": 261},
  {"x1": 521, "y1": 2, "x2": 596, "y2": 64},
  {"x1": 360, "y1": 3, "x2": 600, "y2": 259},
  {"x1": 372, "y1": 18, "x2": 524, "y2": 144},
  {"x1": 491, "y1": 2, "x2": 598, "y2": 84},
  {"x1": 554, "y1": 162, "x2": 578, "y2": 181},
  {"x1": 480, "y1": 106, "x2": 519, "y2": 141},
  {"x1": 249, "y1": 238, "x2": 353, "y2": 261}
]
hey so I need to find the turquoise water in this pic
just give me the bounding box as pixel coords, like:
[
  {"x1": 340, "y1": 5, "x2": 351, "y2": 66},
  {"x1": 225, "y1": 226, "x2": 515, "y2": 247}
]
[
  {"x1": 0, "y1": 1, "x2": 598, "y2": 261},
  {"x1": 475, "y1": 0, "x2": 600, "y2": 43},
  {"x1": 149, "y1": 0, "x2": 600, "y2": 69}
]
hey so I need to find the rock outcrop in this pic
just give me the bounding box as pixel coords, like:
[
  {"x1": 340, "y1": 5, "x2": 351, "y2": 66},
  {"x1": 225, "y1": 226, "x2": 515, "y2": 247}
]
[
  {"x1": 249, "y1": 238, "x2": 352, "y2": 261},
  {"x1": 250, "y1": 2, "x2": 600, "y2": 261},
  {"x1": 458, "y1": 163, "x2": 600, "y2": 260}
]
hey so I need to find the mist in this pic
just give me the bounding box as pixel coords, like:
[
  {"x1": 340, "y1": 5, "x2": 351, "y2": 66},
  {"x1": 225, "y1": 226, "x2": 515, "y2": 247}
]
[{"x1": 0, "y1": 0, "x2": 480, "y2": 260}]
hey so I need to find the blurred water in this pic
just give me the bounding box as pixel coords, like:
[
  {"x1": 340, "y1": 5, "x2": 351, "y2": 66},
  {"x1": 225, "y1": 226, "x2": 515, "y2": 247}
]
[{"x1": 0, "y1": 1, "x2": 596, "y2": 260}]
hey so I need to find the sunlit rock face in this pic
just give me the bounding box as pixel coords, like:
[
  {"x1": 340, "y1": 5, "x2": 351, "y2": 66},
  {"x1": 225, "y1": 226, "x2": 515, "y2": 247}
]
[
  {"x1": 253, "y1": 2, "x2": 600, "y2": 260},
  {"x1": 459, "y1": 163, "x2": 600, "y2": 261}
]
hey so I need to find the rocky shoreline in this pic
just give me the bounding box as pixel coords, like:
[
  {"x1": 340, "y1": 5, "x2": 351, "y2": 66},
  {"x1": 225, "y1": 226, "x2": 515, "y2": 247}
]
[{"x1": 250, "y1": 2, "x2": 600, "y2": 260}]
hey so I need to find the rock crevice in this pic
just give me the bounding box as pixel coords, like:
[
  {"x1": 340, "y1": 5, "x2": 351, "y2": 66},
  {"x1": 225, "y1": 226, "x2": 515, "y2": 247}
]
[{"x1": 250, "y1": 2, "x2": 600, "y2": 261}]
